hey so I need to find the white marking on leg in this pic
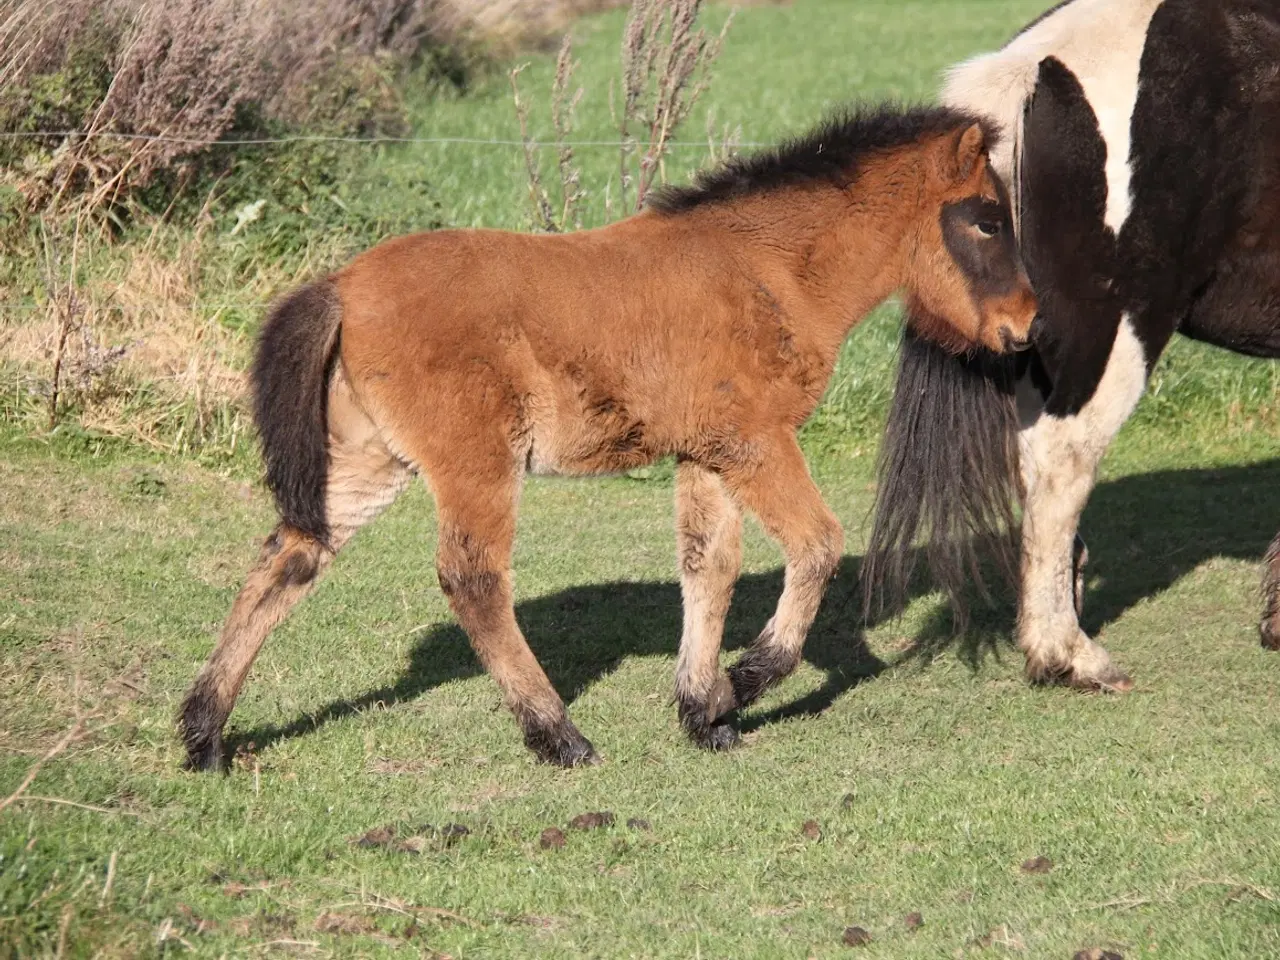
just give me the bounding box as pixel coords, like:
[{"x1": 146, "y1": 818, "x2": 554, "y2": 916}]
[{"x1": 1017, "y1": 320, "x2": 1147, "y2": 682}]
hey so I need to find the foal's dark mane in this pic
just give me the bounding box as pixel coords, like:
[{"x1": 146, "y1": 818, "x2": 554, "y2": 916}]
[{"x1": 648, "y1": 104, "x2": 997, "y2": 215}]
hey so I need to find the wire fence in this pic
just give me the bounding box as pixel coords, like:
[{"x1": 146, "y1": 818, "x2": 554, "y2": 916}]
[
  {"x1": 0, "y1": 127, "x2": 772, "y2": 320},
  {"x1": 0, "y1": 130, "x2": 772, "y2": 148}
]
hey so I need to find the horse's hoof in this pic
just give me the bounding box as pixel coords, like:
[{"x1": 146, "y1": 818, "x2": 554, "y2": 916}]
[
  {"x1": 526, "y1": 722, "x2": 600, "y2": 768},
  {"x1": 1068, "y1": 664, "x2": 1134, "y2": 694}
]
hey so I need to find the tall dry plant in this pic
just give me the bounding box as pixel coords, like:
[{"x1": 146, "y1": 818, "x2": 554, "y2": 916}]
[
  {"x1": 615, "y1": 0, "x2": 732, "y2": 212},
  {"x1": 511, "y1": 0, "x2": 731, "y2": 231},
  {"x1": 511, "y1": 35, "x2": 585, "y2": 232}
]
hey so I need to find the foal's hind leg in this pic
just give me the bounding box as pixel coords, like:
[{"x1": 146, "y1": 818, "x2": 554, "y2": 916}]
[
  {"x1": 674, "y1": 460, "x2": 743, "y2": 750},
  {"x1": 721, "y1": 435, "x2": 843, "y2": 713},
  {"x1": 180, "y1": 377, "x2": 409, "y2": 771},
  {"x1": 1262, "y1": 532, "x2": 1280, "y2": 651},
  {"x1": 426, "y1": 458, "x2": 598, "y2": 767}
]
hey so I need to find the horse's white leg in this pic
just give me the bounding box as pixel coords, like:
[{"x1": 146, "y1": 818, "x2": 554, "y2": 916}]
[{"x1": 1016, "y1": 318, "x2": 1147, "y2": 689}]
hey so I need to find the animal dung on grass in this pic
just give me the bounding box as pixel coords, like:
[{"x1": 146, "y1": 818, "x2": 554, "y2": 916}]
[
  {"x1": 540, "y1": 827, "x2": 567, "y2": 849},
  {"x1": 841, "y1": 926, "x2": 873, "y2": 947},
  {"x1": 800, "y1": 819, "x2": 821, "y2": 841},
  {"x1": 178, "y1": 102, "x2": 1035, "y2": 772},
  {"x1": 568, "y1": 811, "x2": 615, "y2": 830},
  {"x1": 1020, "y1": 855, "x2": 1054, "y2": 875}
]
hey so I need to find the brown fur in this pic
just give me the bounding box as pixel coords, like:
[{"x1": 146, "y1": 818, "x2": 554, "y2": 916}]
[{"x1": 179, "y1": 110, "x2": 1036, "y2": 769}]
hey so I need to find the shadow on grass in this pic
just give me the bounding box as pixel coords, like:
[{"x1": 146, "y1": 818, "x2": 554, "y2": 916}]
[
  {"x1": 899, "y1": 458, "x2": 1280, "y2": 669},
  {"x1": 230, "y1": 459, "x2": 1280, "y2": 755}
]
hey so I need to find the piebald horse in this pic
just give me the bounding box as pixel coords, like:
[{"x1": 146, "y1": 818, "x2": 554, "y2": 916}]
[
  {"x1": 867, "y1": 0, "x2": 1280, "y2": 690},
  {"x1": 181, "y1": 105, "x2": 1036, "y2": 771}
]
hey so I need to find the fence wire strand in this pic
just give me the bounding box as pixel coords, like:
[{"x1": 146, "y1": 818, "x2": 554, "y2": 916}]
[{"x1": 0, "y1": 130, "x2": 771, "y2": 148}]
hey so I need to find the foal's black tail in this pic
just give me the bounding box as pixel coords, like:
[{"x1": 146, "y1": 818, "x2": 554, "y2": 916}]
[
  {"x1": 251, "y1": 279, "x2": 342, "y2": 545},
  {"x1": 860, "y1": 325, "x2": 1022, "y2": 628}
]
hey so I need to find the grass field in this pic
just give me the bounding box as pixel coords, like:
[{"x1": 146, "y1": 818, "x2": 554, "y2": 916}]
[{"x1": 3, "y1": 0, "x2": 1280, "y2": 957}]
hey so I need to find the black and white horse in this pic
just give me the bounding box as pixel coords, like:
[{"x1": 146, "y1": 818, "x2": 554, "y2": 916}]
[{"x1": 865, "y1": 0, "x2": 1280, "y2": 689}]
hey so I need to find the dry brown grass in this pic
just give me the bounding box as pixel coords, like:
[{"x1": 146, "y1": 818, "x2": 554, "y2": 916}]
[{"x1": 0, "y1": 217, "x2": 307, "y2": 451}]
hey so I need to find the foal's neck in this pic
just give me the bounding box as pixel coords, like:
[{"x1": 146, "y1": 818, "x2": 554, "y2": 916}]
[{"x1": 703, "y1": 172, "x2": 917, "y2": 348}]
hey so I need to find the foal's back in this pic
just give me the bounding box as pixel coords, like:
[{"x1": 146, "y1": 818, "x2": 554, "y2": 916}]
[{"x1": 335, "y1": 214, "x2": 817, "y2": 477}]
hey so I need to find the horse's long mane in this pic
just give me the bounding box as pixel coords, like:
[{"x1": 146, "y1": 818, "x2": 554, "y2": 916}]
[{"x1": 648, "y1": 104, "x2": 998, "y2": 215}]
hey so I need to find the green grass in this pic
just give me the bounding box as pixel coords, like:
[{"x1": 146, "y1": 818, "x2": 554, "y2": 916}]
[{"x1": 3, "y1": 0, "x2": 1280, "y2": 957}]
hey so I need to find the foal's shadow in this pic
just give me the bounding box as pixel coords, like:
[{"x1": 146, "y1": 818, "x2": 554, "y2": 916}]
[
  {"x1": 232, "y1": 556, "x2": 896, "y2": 754},
  {"x1": 232, "y1": 460, "x2": 1280, "y2": 755}
]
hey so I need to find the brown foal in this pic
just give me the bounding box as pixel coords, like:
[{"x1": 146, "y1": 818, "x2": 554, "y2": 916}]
[{"x1": 180, "y1": 104, "x2": 1037, "y2": 770}]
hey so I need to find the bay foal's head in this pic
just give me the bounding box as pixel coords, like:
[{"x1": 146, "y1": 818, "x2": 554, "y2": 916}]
[{"x1": 899, "y1": 119, "x2": 1036, "y2": 354}]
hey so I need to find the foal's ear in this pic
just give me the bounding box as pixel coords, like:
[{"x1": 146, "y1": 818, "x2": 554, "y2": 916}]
[{"x1": 943, "y1": 123, "x2": 988, "y2": 185}]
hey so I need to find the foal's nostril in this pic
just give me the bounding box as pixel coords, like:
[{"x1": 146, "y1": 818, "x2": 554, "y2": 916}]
[
  {"x1": 1028, "y1": 313, "x2": 1046, "y2": 343},
  {"x1": 999, "y1": 326, "x2": 1033, "y2": 353}
]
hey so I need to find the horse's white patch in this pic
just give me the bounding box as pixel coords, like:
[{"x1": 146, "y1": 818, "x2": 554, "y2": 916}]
[
  {"x1": 1015, "y1": 318, "x2": 1147, "y2": 672},
  {"x1": 942, "y1": 0, "x2": 1166, "y2": 232}
]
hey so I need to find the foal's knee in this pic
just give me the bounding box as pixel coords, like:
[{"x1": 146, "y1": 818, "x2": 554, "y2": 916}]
[{"x1": 809, "y1": 522, "x2": 844, "y2": 580}]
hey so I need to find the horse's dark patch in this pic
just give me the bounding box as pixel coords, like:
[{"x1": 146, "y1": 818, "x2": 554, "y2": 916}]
[
  {"x1": 278, "y1": 551, "x2": 320, "y2": 587},
  {"x1": 1019, "y1": 55, "x2": 1122, "y2": 416},
  {"x1": 1118, "y1": 0, "x2": 1261, "y2": 368},
  {"x1": 649, "y1": 104, "x2": 996, "y2": 214},
  {"x1": 676, "y1": 691, "x2": 740, "y2": 751}
]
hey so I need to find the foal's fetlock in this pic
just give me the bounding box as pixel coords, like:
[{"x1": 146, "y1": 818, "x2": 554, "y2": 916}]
[
  {"x1": 523, "y1": 716, "x2": 600, "y2": 768},
  {"x1": 676, "y1": 675, "x2": 741, "y2": 751},
  {"x1": 179, "y1": 681, "x2": 230, "y2": 773}
]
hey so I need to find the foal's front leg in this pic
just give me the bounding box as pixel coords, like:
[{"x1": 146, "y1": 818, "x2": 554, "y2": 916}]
[
  {"x1": 722, "y1": 435, "x2": 844, "y2": 713},
  {"x1": 674, "y1": 461, "x2": 744, "y2": 750}
]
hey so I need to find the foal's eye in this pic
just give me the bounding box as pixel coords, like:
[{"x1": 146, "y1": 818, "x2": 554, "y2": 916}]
[{"x1": 975, "y1": 220, "x2": 1001, "y2": 237}]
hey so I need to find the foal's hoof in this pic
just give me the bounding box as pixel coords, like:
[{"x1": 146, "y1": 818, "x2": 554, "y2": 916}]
[
  {"x1": 677, "y1": 679, "x2": 741, "y2": 752},
  {"x1": 526, "y1": 722, "x2": 600, "y2": 768},
  {"x1": 1261, "y1": 622, "x2": 1280, "y2": 651},
  {"x1": 182, "y1": 735, "x2": 228, "y2": 774},
  {"x1": 693, "y1": 722, "x2": 741, "y2": 752}
]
